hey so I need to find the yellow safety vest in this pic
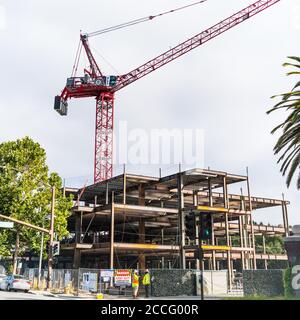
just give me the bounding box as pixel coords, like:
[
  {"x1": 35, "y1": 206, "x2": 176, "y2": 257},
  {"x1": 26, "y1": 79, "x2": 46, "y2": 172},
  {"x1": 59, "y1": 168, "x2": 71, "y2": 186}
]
[
  {"x1": 142, "y1": 273, "x2": 150, "y2": 286},
  {"x1": 132, "y1": 274, "x2": 139, "y2": 288}
]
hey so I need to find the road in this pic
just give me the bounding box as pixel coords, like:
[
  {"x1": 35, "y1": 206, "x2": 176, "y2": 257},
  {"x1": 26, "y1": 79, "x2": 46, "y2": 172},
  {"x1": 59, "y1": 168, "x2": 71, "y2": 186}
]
[
  {"x1": 0, "y1": 290, "x2": 223, "y2": 300},
  {"x1": 0, "y1": 290, "x2": 90, "y2": 300},
  {"x1": 0, "y1": 290, "x2": 56, "y2": 300}
]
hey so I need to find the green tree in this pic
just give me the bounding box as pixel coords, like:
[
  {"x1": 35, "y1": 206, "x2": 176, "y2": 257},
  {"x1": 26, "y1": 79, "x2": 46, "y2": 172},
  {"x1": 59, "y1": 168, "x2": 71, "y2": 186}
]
[
  {"x1": 0, "y1": 137, "x2": 73, "y2": 271},
  {"x1": 255, "y1": 235, "x2": 284, "y2": 254},
  {"x1": 267, "y1": 56, "x2": 300, "y2": 189}
]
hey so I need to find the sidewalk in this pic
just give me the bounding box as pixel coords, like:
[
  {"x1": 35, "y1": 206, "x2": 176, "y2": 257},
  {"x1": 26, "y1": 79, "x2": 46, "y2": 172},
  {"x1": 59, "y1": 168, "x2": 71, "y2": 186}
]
[
  {"x1": 30, "y1": 288, "x2": 242, "y2": 300},
  {"x1": 30, "y1": 290, "x2": 57, "y2": 298},
  {"x1": 30, "y1": 290, "x2": 93, "y2": 299},
  {"x1": 30, "y1": 290, "x2": 226, "y2": 300}
]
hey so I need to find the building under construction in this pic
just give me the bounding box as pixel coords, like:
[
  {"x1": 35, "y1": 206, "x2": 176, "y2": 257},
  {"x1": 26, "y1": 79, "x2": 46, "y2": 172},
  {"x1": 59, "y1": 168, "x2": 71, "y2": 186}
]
[{"x1": 60, "y1": 167, "x2": 290, "y2": 287}]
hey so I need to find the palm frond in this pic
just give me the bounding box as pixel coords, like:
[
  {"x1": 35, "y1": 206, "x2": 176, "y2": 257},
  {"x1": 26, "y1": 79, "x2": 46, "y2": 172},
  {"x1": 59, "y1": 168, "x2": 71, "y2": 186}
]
[
  {"x1": 283, "y1": 63, "x2": 300, "y2": 69},
  {"x1": 286, "y1": 71, "x2": 300, "y2": 76},
  {"x1": 292, "y1": 81, "x2": 300, "y2": 91},
  {"x1": 287, "y1": 56, "x2": 300, "y2": 63},
  {"x1": 286, "y1": 153, "x2": 300, "y2": 187},
  {"x1": 268, "y1": 56, "x2": 300, "y2": 189}
]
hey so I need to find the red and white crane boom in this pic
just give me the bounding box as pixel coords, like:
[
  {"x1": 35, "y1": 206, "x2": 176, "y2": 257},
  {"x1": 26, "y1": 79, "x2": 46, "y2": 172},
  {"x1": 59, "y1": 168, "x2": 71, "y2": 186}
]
[{"x1": 55, "y1": 0, "x2": 280, "y2": 183}]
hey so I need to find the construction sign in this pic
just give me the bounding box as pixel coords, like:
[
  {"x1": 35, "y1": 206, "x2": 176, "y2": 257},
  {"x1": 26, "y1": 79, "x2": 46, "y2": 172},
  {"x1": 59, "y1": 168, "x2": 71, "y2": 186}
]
[{"x1": 114, "y1": 269, "x2": 132, "y2": 287}]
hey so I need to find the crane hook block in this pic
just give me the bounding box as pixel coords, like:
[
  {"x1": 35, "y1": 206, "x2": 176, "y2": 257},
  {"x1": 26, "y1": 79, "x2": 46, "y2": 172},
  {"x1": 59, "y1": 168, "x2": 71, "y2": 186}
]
[{"x1": 54, "y1": 96, "x2": 68, "y2": 116}]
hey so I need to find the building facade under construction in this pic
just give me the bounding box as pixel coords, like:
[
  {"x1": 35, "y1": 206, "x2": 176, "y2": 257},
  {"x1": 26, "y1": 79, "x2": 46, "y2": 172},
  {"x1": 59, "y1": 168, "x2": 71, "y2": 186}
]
[{"x1": 60, "y1": 167, "x2": 290, "y2": 288}]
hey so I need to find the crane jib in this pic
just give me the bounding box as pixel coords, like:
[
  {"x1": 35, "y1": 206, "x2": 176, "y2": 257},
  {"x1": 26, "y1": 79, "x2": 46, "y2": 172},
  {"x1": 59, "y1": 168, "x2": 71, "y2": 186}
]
[{"x1": 112, "y1": 0, "x2": 280, "y2": 92}]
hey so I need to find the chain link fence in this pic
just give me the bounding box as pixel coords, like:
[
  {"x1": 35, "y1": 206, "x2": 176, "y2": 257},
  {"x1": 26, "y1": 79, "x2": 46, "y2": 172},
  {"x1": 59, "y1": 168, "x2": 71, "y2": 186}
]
[
  {"x1": 50, "y1": 269, "x2": 79, "y2": 294},
  {"x1": 22, "y1": 267, "x2": 241, "y2": 297},
  {"x1": 23, "y1": 268, "x2": 48, "y2": 290},
  {"x1": 40, "y1": 268, "x2": 233, "y2": 297}
]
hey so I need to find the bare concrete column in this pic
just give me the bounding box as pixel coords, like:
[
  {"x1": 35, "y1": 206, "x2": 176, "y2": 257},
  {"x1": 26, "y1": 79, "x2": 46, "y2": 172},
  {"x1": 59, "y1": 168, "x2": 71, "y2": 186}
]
[
  {"x1": 138, "y1": 221, "x2": 146, "y2": 269},
  {"x1": 73, "y1": 249, "x2": 81, "y2": 269},
  {"x1": 263, "y1": 234, "x2": 268, "y2": 270},
  {"x1": 161, "y1": 227, "x2": 165, "y2": 269},
  {"x1": 193, "y1": 191, "x2": 200, "y2": 270},
  {"x1": 123, "y1": 169, "x2": 127, "y2": 204},
  {"x1": 208, "y1": 178, "x2": 216, "y2": 270},
  {"x1": 110, "y1": 200, "x2": 115, "y2": 269},
  {"x1": 238, "y1": 216, "x2": 245, "y2": 270},
  {"x1": 223, "y1": 176, "x2": 232, "y2": 290},
  {"x1": 281, "y1": 194, "x2": 290, "y2": 237},
  {"x1": 105, "y1": 183, "x2": 109, "y2": 205},
  {"x1": 74, "y1": 212, "x2": 82, "y2": 244},
  {"x1": 246, "y1": 168, "x2": 257, "y2": 270},
  {"x1": 284, "y1": 201, "x2": 290, "y2": 236},
  {"x1": 178, "y1": 173, "x2": 186, "y2": 269},
  {"x1": 138, "y1": 184, "x2": 146, "y2": 269}
]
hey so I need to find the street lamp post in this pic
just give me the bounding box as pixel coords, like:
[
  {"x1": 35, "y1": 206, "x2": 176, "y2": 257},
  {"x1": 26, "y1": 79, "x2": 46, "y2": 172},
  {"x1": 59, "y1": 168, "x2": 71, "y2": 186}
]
[
  {"x1": 47, "y1": 186, "x2": 55, "y2": 291},
  {"x1": 38, "y1": 229, "x2": 44, "y2": 289},
  {"x1": 38, "y1": 217, "x2": 45, "y2": 289}
]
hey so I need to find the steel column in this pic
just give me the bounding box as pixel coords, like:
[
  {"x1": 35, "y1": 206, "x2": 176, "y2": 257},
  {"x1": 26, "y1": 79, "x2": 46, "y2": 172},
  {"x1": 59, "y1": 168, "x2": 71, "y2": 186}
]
[
  {"x1": 193, "y1": 191, "x2": 200, "y2": 270},
  {"x1": 138, "y1": 184, "x2": 146, "y2": 269},
  {"x1": 223, "y1": 176, "x2": 232, "y2": 290},
  {"x1": 282, "y1": 194, "x2": 290, "y2": 237},
  {"x1": 238, "y1": 215, "x2": 245, "y2": 270},
  {"x1": 263, "y1": 234, "x2": 268, "y2": 270},
  {"x1": 208, "y1": 178, "x2": 216, "y2": 270},
  {"x1": 246, "y1": 168, "x2": 257, "y2": 269},
  {"x1": 110, "y1": 200, "x2": 115, "y2": 269},
  {"x1": 178, "y1": 173, "x2": 186, "y2": 269}
]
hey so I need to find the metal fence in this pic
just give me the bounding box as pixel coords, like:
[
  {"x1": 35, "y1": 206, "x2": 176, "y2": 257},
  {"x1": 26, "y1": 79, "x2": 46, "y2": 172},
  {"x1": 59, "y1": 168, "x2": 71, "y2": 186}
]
[
  {"x1": 77, "y1": 268, "x2": 134, "y2": 296},
  {"x1": 22, "y1": 267, "x2": 241, "y2": 297},
  {"x1": 23, "y1": 268, "x2": 48, "y2": 290},
  {"x1": 51, "y1": 269, "x2": 79, "y2": 294}
]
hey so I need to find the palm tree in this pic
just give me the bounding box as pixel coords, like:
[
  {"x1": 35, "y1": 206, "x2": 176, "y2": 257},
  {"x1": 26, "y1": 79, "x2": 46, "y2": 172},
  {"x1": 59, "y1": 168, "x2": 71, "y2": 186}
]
[{"x1": 267, "y1": 56, "x2": 300, "y2": 189}]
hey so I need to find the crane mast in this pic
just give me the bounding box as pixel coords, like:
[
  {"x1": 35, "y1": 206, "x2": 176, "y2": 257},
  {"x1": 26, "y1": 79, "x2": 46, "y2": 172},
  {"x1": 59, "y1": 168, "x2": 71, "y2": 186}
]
[{"x1": 54, "y1": 0, "x2": 280, "y2": 183}]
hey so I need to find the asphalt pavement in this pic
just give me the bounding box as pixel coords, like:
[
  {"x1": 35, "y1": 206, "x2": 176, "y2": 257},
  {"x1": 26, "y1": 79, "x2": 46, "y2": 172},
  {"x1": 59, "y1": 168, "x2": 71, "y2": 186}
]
[
  {"x1": 0, "y1": 288, "x2": 228, "y2": 300},
  {"x1": 0, "y1": 290, "x2": 57, "y2": 300},
  {"x1": 0, "y1": 290, "x2": 224, "y2": 300}
]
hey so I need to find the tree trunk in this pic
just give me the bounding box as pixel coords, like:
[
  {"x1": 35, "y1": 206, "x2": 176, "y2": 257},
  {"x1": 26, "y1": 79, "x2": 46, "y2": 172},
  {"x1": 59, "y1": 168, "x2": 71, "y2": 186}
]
[{"x1": 12, "y1": 230, "x2": 20, "y2": 274}]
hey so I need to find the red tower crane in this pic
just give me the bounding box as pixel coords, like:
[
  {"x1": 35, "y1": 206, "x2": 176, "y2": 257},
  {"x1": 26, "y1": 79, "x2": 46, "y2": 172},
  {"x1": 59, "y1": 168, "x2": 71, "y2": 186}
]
[{"x1": 55, "y1": 0, "x2": 280, "y2": 183}]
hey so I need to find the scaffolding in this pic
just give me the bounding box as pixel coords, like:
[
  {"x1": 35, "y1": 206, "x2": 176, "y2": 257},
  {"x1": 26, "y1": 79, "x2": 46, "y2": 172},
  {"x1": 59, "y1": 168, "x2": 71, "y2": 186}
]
[{"x1": 60, "y1": 167, "x2": 290, "y2": 289}]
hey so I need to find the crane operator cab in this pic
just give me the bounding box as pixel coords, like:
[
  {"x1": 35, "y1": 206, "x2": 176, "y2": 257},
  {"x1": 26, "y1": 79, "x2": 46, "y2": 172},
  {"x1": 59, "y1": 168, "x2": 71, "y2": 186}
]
[
  {"x1": 54, "y1": 96, "x2": 68, "y2": 116},
  {"x1": 65, "y1": 75, "x2": 117, "y2": 88},
  {"x1": 54, "y1": 75, "x2": 117, "y2": 116}
]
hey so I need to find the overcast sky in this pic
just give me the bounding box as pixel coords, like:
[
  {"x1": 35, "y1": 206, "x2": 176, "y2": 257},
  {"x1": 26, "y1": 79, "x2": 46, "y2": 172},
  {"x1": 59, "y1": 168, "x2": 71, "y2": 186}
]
[{"x1": 0, "y1": 0, "x2": 299, "y2": 225}]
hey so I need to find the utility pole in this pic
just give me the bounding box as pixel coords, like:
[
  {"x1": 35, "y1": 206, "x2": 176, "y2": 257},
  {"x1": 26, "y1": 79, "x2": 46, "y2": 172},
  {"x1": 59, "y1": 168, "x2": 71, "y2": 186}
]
[
  {"x1": 199, "y1": 246, "x2": 204, "y2": 301},
  {"x1": 38, "y1": 218, "x2": 45, "y2": 289},
  {"x1": 193, "y1": 192, "x2": 204, "y2": 300},
  {"x1": 47, "y1": 186, "x2": 55, "y2": 290},
  {"x1": 197, "y1": 214, "x2": 204, "y2": 301},
  {"x1": 12, "y1": 230, "x2": 20, "y2": 274}
]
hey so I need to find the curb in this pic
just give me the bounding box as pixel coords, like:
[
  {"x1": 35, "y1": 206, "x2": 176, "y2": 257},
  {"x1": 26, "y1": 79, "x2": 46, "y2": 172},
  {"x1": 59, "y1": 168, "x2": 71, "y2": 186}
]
[{"x1": 30, "y1": 290, "x2": 58, "y2": 298}]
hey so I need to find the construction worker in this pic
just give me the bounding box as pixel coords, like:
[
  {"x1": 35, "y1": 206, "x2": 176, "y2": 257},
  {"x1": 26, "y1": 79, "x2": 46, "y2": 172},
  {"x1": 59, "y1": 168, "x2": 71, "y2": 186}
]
[
  {"x1": 132, "y1": 270, "x2": 139, "y2": 298},
  {"x1": 142, "y1": 269, "x2": 151, "y2": 298}
]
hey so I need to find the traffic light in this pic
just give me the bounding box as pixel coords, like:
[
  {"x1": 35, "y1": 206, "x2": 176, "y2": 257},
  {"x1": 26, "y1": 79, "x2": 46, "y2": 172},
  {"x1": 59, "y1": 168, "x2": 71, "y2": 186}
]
[
  {"x1": 46, "y1": 241, "x2": 50, "y2": 254},
  {"x1": 200, "y1": 213, "x2": 212, "y2": 240},
  {"x1": 52, "y1": 241, "x2": 60, "y2": 256},
  {"x1": 185, "y1": 211, "x2": 196, "y2": 240}
]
